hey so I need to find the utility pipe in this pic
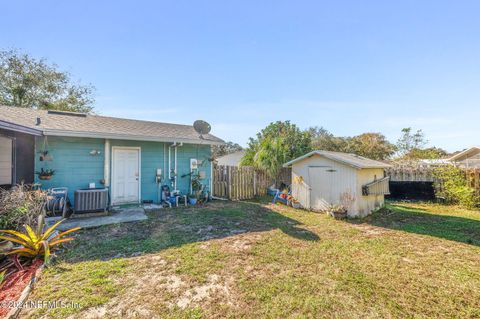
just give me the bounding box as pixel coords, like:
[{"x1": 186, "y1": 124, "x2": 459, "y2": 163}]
[
  {"x1": 168, "y1": 142, "x2": 177, "y2": 189},
  {"x1": 174, "y1": 142, "x2": 183, "y2": 191}
]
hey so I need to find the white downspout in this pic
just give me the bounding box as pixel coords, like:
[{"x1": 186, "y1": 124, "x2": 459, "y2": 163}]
[
  {"x1": 174, "y1": 142, "x2": 183, "y2": 191},
  {"x1": 104, "y1": 139, "x2": 110, "y2": 187},
  {"x1": 174, "y1": 144, "x2": 177, "y2": 190},
  {"x1": 169, "y1": 142, "x2": 177, "y2": 189},
  {"x1": 163, "y1": 143, "x2": 167, "y2": 183},
  {"x1": 168, "y1": 144, "x2": 172, "y2": 181}
]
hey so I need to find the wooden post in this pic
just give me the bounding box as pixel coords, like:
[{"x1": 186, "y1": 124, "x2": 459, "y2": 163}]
[
  {"x1": 227, "y1": 166, "x2": 232, "y2": 200},
  {"x1": 253, "y1": 170, "x2": 257, "y2": 196}
]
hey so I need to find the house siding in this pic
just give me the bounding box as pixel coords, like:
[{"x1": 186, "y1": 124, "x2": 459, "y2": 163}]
[
  {"x1": 35, "y1": 136, "x2": 212, "y2": 205},
  {"x1": 34, "y1": 136, "x2": 105, "y2": 203}
]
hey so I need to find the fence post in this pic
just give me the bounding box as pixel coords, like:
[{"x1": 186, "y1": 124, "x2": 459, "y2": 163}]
[{"x1": 227, "y1": 166, "x2": 232, "y2": 200}]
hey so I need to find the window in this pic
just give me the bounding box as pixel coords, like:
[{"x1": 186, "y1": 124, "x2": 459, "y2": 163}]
[{"x1": 0, "y1": 136, "x2": 13, "y2": 185}]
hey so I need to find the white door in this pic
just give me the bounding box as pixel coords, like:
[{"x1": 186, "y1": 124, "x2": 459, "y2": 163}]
[
  {"x1": 308, "y1": 166, "x2": 333, "y2": 211},
  {"x1": 112, "y1": 148, "x2": 140, "y2": 204},
  {"x1": 0, "y1": 136, "x2": 13, "y2": 185}
]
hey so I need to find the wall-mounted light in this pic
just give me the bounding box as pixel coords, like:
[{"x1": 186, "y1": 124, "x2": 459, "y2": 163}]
[{"x1": 89, "y1": 150, "x2": 101, "y2": 156}]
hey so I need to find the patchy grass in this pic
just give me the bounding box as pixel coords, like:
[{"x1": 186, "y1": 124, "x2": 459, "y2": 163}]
[{"x1": 23, "y1": 200, "x2": 480, "y2": 318}]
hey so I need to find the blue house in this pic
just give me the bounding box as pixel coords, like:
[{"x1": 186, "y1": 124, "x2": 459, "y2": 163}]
[{"x1": 0, "y1": 105, "x2": 224, "y2": 206}]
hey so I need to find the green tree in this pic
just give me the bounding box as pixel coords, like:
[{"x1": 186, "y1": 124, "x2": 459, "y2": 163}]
[
  {"x1": 396, "y1": 127, "x2": 427, "y2": 159},
  {"x1": 309, "y1": 127, "x2": 395, "y2": 160},
  {"x1": 241, "y1": 121, "x2": 312, "y2": 177},
  {"x1": 396, "y1": 128, "x2": 446, "y2": 160},
  {"x1": 406, "y1": 147, "x2": 448, "y2": 160},
  {"x1": 211, "y1": 141, "x2": 243, "y2": 159},
  {"x1": 308, "y1": 126, "x2": 348, "y2": 152},
  {"x1": 0, "y1": 49, "x2": 95, "y2": 113},
  {"x1": 253, "y1": 136, "x2": 288, "y2": 179},
  {"x1": 346, "y1": 133, "x2": 396, "y2": 160}
]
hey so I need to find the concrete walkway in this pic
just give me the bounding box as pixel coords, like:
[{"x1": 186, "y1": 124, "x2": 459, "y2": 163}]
[{"x1": 46, "y1": 208, "x2": 148, "y2": 231}]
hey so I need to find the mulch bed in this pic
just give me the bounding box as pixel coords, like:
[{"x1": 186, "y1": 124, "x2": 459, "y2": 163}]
[{"x1": 0, "y1": 259, "x2": 43, "y2": 318}]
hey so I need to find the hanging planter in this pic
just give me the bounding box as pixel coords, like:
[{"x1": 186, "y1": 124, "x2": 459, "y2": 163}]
[
  {"x1": 39, "y1": 137, "x2": 53, "y2": 161},
  {"x1": 36, "y1": 168, "x2": 55, "y2": 181},
  {"x1": 39, "y1": 150, "x2": 53, "y2": 162}
]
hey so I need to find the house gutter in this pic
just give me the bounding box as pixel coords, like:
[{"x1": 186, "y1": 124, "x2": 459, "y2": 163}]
[{"x1": 0, "y1": 120, "x2": 42, "y2": 136}]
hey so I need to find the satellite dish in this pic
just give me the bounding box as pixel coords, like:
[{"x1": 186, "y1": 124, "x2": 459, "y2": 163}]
[{"x1": 193, "y1": 120, "x2": 211, "y2": 137}]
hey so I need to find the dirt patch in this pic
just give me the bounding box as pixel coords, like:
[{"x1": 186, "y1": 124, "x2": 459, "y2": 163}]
[
  {"x1": 221, "y1": 233, "x2": 264, "y2": 253},
  {"x1": 74, "y1": 253, "x2": 237, "y2": 318},
  {"x1": 175, "y1": 274, "x2": 233, "y2": 309},
  {"x1": 352, "y1": 224, "x2": 390, "y2": 237}
]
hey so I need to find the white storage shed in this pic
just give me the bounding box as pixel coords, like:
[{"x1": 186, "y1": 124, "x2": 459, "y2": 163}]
[{"x1": 283, "y1": 151, "x2": 391, "y2": 218}]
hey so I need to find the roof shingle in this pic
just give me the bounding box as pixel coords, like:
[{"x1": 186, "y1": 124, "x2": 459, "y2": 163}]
[{"x1": 0, "y1": 105, "x2": 224, "y2": 144}]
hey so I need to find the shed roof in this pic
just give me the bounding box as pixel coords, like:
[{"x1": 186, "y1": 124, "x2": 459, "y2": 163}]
[
  {"x1": 0, "y1": 105, "x2": 224, "y2": 145},
  {"x1": 448, "y1": 147, "x2": 480, "y2": 162},
  {"x1": 283, "y1": 150, "x2": 391, "y2": 169}
]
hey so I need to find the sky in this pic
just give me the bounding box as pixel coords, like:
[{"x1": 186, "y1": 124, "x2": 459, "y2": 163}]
[{"x1": 1, "y1": 0, "x2": 479, "y2": 152}]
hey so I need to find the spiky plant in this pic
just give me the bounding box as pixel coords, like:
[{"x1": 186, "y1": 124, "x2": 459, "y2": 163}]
[
  {"x1": 0, "y1": 215, "x2": 80, "y2": 264},
  {"x1": 0, "y1": 270, "x2": 6, "y2": 289}
]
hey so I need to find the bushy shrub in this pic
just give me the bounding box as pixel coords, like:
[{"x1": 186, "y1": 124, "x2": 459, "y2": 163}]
[
  {"x1": 433, "y1": 166, "x2": 479, "y2": 208},
  {"x1": 0, "y1": 184, "x2": 47, "y2": 230}
]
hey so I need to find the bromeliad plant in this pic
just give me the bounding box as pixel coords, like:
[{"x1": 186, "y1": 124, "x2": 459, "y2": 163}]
[
  {"x1": 0, "y1": 215, "x2": 80, "y2": 264},
  {"x1": 0, "y1": 270, "x2": 5, "y2": 289}
]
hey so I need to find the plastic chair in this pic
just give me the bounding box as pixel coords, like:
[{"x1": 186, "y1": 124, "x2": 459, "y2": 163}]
[{"x1": 272, "y1": 187, "x2": 291, "y2": 205}]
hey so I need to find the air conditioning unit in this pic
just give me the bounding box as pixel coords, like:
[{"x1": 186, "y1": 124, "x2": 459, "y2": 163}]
[{"x1": 74, "y1": 188, "x2": 109, "y2": 214}]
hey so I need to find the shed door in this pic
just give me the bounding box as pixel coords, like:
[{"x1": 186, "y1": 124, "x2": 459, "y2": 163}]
[
  {"x1": 0, "y1": 136, "x2": 13, "y2": 185},
  {"x1": 308, "y1": 166, "x2": 334, "y2": 211},
  {"x1": 112, "y1": 148, "x2": 140, "y2": 204}
]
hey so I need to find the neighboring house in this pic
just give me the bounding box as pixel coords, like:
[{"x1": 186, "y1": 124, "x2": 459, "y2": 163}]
[
  {"x1": 283, "y1": 150, "x2": 391, "y2": 218},
  {"x1": 216, "y1": 150, "x2": 245, "y2": 166},
  {"x1": 448, "y1": 147, "x2": 480, "y2": 168},
  {"x1": 0, "y1": 105, "x2": 224, "y2": 205}
]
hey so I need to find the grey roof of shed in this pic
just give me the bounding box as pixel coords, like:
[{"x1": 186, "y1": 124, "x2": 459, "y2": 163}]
[
  {"x1": 283, "y1": 150, "x2": 391, "y2": 169},
  {"x1": 0, "y1": 105, "x2": 224, "y2": 144},
  {"x1": 448, "y1": 147, "x2": 480, "y2": 161}
]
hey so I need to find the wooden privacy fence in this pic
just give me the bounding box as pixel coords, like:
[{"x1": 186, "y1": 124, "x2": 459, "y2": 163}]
[
  {"x1": 466, "y1": 168, "x2": 480, "y2": 196},
  {"x1": 212, "y1": 165, "x2": 291, "y2": 200},
  {"x1": 386, "y1": 166, "x2": 436, "y2": 182}
]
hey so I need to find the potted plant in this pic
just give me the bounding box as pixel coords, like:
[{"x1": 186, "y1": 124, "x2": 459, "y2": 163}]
[
  {"x1": 36, "y1": 168, "x2": 55, "y2": 180},
  {"x1": 189, "y1": 172, "x2": 203, "y2": 205}
]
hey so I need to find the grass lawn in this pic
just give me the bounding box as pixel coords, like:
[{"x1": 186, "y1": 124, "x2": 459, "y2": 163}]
[{"x1": 23, "y1": 199, "x2": 480, "y2": 318}]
